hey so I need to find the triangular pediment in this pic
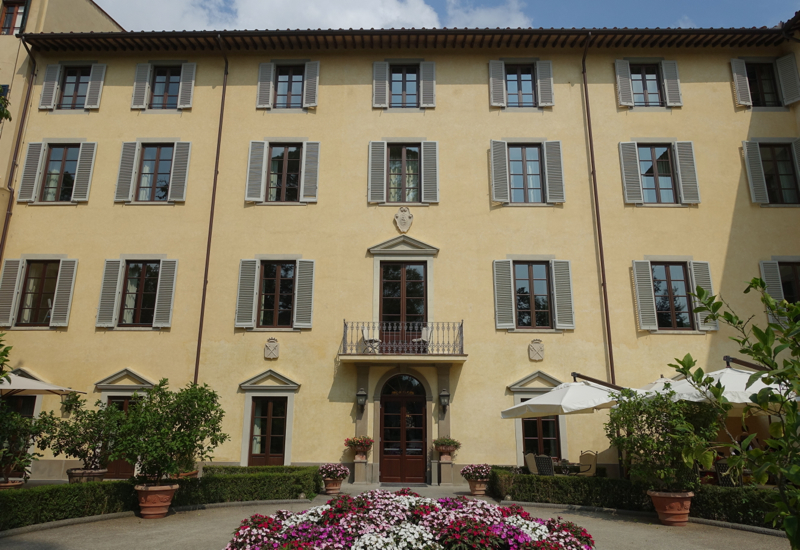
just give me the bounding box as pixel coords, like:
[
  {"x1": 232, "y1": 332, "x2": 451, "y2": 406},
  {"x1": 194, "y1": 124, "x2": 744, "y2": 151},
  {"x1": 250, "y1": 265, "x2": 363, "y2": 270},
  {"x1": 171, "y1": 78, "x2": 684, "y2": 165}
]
[
  {"x1": 240, "y1": 369, "x2": 300, "y2": 392},
  {"x1": 508, "y1": 370, "x2": 562, "y2": 393},
  {"x1": 95, "y1": 369, "x2": 155, "y2": 391},
  {"x1": 11, "y1": 368, "x2": 43, "y2": 381},
  {"x1": 368, "y1": 235, "x2": 439, "y2": 256}
]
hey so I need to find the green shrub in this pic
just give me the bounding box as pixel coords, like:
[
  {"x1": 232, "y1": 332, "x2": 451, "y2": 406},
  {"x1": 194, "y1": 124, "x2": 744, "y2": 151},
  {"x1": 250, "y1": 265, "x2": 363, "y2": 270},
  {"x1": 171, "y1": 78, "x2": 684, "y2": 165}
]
[
  {"x1": 691, "y1": 485, "x2": 782, "y2": 529},
  {"x1": 203, "y1": 465, "x2": 314, "y2": 476},
  {"x1": 488, "y1": 467, "x2": 518, "y2": 499}
]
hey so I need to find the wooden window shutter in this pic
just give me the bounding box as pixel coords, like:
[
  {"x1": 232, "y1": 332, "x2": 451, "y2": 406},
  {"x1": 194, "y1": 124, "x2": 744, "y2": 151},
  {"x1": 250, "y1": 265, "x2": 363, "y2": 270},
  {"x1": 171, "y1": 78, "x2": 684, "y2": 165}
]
[
  {"x1": 235, "y1": 259, "x2": 258, "y2": 328},
  {"x1": 131, "y1": 63, "x2": 152, "y2": 109},
  {"x1": 300, "y1": 141, "x2": 320, "y2": 202},
  {"x1": 632, "y1": 260, "x2": 658, "y2": 331},
  {"x1": 536, "y1": 61, "x2": 554, "y2": 106},
  {"x1": 96, "y1": 259, "x2": 124, "y2": 328},
  {"x1": 489, "y1": 60, "x2": 506, "y2": 107},
  {"x1": 152, "y1": 259, "x2": 178, "y2": 328},
  {"x1": 493, "y1": 260, "x2": 515, "y2": 330},
  {"x1": 17, "y1": 142, "x2": 45, "y2": 202},
  {"x1": 759, "y1": 261, "x2": 785, "y2": 324},
  {"x1": 114, "y1": 142, "x2": 139, "y2": 202},
  {"x1": 168, "y1": 142, "x2": 191, "y2": 202},
  {"x1": 689, "y1": 261, "x2": 718, "y2": 331},
  {"x1": 660, "y1": 60, "x2": 683, "y2": 107},
  {"x1": 730, "y1": 59, "x2": 752, "y2": 107},
  {"x1": 373, "y1": 62, "x2": 389, "y2": 108},
  {"x1": 39, "y1": 64, "x2": 61, "y2": 110},
  {"x1": 71, "y1": 142, "x2": 97, "y2": 202},
  {"x1": 490, "y1": 140, "x2": 510, "y2": 203},
  {"x1": 674, "y1": 141, "x2": 700, "y2": 204},
  {"x1": 293, "y1": 259, "x2": 315, "y2": 329},
  {"x1": 543, "y1": 140, "x2": 565, "y2": 203},
  {"x1": 420, "y1": 62, "x2": 436, "y2": 108},
  {"x1": 303, "y1": 61, "x2": 320, "y2": 108},
  {"x1": 256, "y1": 63, "x2": 275, "y2": 109},
  {"x1": 550, "y1": 260, "x2": 575, "y2": 330},
  {"x1": 775, "y1": 53, "x2": 800, "y2": 106},
  {"x1": 84, "y1": 64, "x2": 107, "y2": 109},
  {"x1": 619, "y1": 142, "x2": 643, "y2": 203},
  {"x1": 245, "y1": 141, "x2": 267, "y2": 202},
  {"x1": 742, "y1": 141, "x2": 769, "y2": 204},
  {"x1": 421, "y1": 141, "x2": 439, "y2": 203},
  {"x1": 0, "y1": 259, "x2": 23, "y2": 327},
  {"x1": 615, "y1": 60, "x2": 634, "y2": 107},
  {"x1": 368, "y1": 141, "x2": 387, "y2": 203},
  {"x1": 177, "y1": 63, "x2": 196, "y2": 109},
  {"x1": 50, "y1": 259, "x2": 78, "y2": 327}
]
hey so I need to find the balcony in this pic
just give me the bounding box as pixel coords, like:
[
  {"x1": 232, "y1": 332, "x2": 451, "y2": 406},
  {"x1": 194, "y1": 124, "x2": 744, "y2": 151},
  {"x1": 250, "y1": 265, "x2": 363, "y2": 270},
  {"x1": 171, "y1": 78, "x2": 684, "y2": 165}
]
[{"x1": 338, "y1": 321, "x2": 467, "y2": 363}]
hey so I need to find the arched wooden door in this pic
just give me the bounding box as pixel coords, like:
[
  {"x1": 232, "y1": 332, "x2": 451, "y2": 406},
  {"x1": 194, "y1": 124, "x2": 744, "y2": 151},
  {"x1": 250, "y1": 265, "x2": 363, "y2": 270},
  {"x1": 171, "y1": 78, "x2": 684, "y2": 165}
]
[{"x1": 380, "y1": 375, "x2": 426, "y2": 483}]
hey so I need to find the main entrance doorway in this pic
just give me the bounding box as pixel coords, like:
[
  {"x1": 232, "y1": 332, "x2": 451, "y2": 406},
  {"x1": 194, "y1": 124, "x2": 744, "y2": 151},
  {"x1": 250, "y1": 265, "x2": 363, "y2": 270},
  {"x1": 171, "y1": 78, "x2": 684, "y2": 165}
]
[{"x1": 380, "y1": 374, "x2": 426, "y2": 483}]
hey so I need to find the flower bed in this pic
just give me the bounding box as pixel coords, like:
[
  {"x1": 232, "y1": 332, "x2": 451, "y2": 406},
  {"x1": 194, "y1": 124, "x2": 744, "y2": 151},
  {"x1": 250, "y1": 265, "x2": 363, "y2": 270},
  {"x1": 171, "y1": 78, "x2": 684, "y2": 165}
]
[{"x1": 224, "y1": 489, "x2": 594, "y2": 550}]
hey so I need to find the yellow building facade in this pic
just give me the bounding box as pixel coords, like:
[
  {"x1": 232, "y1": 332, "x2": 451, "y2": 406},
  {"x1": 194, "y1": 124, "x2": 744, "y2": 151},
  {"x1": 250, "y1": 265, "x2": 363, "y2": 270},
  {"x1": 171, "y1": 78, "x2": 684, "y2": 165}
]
[{"x1": 3, "y1": 20, "x2": 800, "y2": 483}]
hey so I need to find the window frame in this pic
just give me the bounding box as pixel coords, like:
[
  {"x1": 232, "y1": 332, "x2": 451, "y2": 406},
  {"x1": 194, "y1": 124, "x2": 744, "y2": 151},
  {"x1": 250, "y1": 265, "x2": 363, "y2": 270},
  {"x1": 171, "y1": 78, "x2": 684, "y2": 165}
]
[
  {"x1": 507, "y1": 143, "x2": 545, "y2": 204},
  {"x1": 39, "y1": 144, "x2": 80, "y2": 202},
  {"x1": 385, "y1": 143, "x2": 422, "y2": 203},
  {"x1": 149, "y1": 66, "x2": 182, "y2": 110},
  {"x1": 1, "y1": 1, "x2": 24, "y2": 36},
  {"x1": 513, "y1": 261, "x2": 553, "y2": 329},
  {"x1": 257, "y1": 260, "x2": 296, "y2": 329},
  {"x1": 651, "y1": 261, "x2": 695, "y2": 331},
  {"x1": 118, "y1": 260, "x2": 161, "y2": 327},
  {"x1": 759, "y1": 143, "x2": 800, "y2": 205},
  {"x1": 379, "y1": 261, "x2": 428, "y2": 326},
  {"x1": 629, "y1": 64, "x2": 664, "y2": 107},
  {"x1": 746, "y1": 62, "x2": 781, "y2": 108},
  {"x1": 505, "y1": 64, "x2": 537, "y2": 108},
  {"x1": 638, "y1": 144, "x2": 678, "y2": 204},
  {"x1": 389, "y1": 64, "x2": 419, "y2": 109},
  {"x1": 273, "y1": 65, "x2": 305, "y2": 109},
  {"x1": 15, "y1": 260, "x2": 60, "y2": 327},
  {"x1": 135, "y1": 144, "x2": 174, "y2": 202},
  {"x1": 266, "y1": 143, "x2": 303, "y2": 203},
  {"x1": 57, "y1": 66, "x2": 91, "y2": 110},
  {"x1": 779, "y1": 262, "x2": 800, "y2": 304},
  {"x1": 521, "y1": 413, "x2": 562, "y2": 459}
]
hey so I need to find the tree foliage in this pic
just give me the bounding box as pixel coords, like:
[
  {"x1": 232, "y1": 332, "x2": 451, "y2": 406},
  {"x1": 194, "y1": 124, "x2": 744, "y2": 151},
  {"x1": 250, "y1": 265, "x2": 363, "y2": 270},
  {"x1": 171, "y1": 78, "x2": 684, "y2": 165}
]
[{"x1": 0, "y1": 400, "x2": 44, "y2": 483}]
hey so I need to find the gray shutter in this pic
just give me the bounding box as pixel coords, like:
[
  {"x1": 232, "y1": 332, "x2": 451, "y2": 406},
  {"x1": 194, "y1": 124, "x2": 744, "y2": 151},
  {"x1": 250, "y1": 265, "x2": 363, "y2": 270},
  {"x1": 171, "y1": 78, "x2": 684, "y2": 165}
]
[
  {"x1": 490, "y1": 140, "x2": 510, "y2": 203},
  {"x1": 619, "y1": 142, "x2": 643, "y2": 203},
  {"x1": 245, "y1": 141, "x2": 267, "y2": 202},
  {"x1": 0, "y1": 259, "x2": 23, "y2": 327},
  {"x1": 730, "y1": 59, "x2": 752, "y2": 107},
  {"x1": 550, "y1": 260, "x2": 574, "y2": 330},
  {"x1": 660, "y1": 60, "x2": 683, "y2": 107},
  {"x1": 152, "y1": 259, "x2": 178, "y2": 328},
  {"x1": 114, "y1": 142, "x2": 138, "y2": 202},
  {"x1": 300, "y1": 141, "x2": 320, "y2": 202},
  {"x1": 421, "y1": 141, "x2": 439, "y2": 203},
  {"x1": 71, "y1": 142, "x2": 97, "y2": 202},
  {"x1": 373, "y1": 62, "x2": 389, "y2": 108},
  {"x1": 632, "y1": 260, "x2": 658, "y2": 331},
  {"x1": 293, "y1": 259, "x2": 315, "y2": 329},
  {"x1": 536, "y1": 60, "x2": 554, "y2": 106},
  {"x1": 168, "y1": 142, "x2": 191, "y2": 201},
  {"x1": 235, "y1": 259, "x2": 258, "y2": 328},
  {"x1": 177, "y1": 63, "x2": 196, "y2": 109},
  {"x1": 17, "y1": 142, "x2": 44, "y2": 202},
  {"x1": 543, "y1": 140, "x2": 565, "y2": 203},
  {"x1": 131, "y1": 63, "x2": 152, "y2": 109},
  {"x1": 420, "y1": 61, "x2": 436, "y2": 108},
  {"x1": 489, "y1": 60, "x2": 506, "y2": 107},
  {"x1": 50, "y1": 259, "x2": 78, "y2": 327},
  {"x1": 776, "y1": 53, "x2": 800, "y2": 106},
  {"x1": 793, "y1": 139, "x2": 800, "y2": 190},
  {"x1": 39, "y1": 64, "x2": 61, "y2": 110},
  {"x1": 689, "y1": 261, "x2": 718, "y2": 331},
  {"x1": 84, "y1": 64, "x2": 106, "y2": 109},
  {"x1": 303, "y1": 61, "x2": 319, "y2": 108},
  {"x1": 760, "y1": 261, "x2": 785, "y2": 324},
  {"x1": 256, "y1": 63, "x2": 274, "y2": 109},
  {"x1": 493, "y1": 260, "x2": 515, "y2": 330},
  {"x1": 96, "y1": 259, "x2": 123, "y2": 328},
  {"x1": 674, "y1": 141, "x2": 700, "y2": 204},
  {"x1": 615, "y1": 60, "x2": 634, "y2": 107},
  {"x1": 368, "y1": 141, "x2": 387, "y2": 203},
  {"x1": 742, "y1": 141, "x2": 769, "y2": 204}
]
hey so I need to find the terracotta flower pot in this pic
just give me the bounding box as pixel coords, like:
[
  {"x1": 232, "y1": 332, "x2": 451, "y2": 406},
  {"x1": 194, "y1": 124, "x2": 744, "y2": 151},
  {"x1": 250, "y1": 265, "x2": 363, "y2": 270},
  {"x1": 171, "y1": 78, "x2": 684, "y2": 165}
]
[
  {"x1": 67, "y1": 468, "x2": 107, "y2": 483},
  {"x1": 324, "y1": 478, "x2": 343, "y2": 495},
  {"x1": 169, "y1": 470, "x2": 199, "y2": 479},
  {"x1": 467, "y1": 479, "x2": 489, "y2": 496},
  {"x1": 436, "y1": 445, "x2": 456, "y2": 462},
  {"x1": 0, "y1": 480, "x2": 23, "y2": 490},
  {"x1": 135, "y1": 484, "x2": 180, "y2": 519},
  {"x1": 647, "y1": 490, "x2": 694, "y2": 527}
]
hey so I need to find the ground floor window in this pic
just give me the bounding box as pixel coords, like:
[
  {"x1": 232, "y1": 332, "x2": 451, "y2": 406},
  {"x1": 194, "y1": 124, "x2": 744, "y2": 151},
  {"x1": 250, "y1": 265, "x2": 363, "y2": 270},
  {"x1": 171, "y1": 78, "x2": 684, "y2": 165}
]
[{"x1": 522, "y1": 414, "x2": 561, "y2": 459}]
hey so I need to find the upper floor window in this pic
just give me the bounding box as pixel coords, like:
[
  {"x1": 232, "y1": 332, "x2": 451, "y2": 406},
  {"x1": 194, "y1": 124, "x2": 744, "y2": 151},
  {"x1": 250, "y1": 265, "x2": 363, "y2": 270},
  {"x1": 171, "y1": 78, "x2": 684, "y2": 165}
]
[
  {"x1": 514, "y1": 262, "x2": 552, "y2": 329},
  {"x1": 41, "y1": 145, "x2": 80, "y2": 202},
  {"x1": 368, "y1": 141, "x2": 438, "y2": 204},
  {"x1": 388, "y1": 144, "x2": 420, "y2": 202},
  {"x1": 490, "y1": 140, "x2": 564, "y2": 205},
  {"x1": 615, "y1": 59, "x2": 682, "y2": 108},
  {"x1": 114, "y1": 141, "x2": 191, "y2": 203},
  {"x1": 390, "y1": 65, "x2": 418, "y2": 108},
  {"x1": 630, "y1": 64, "x2": 662, "y2": 107},
  {"x1": 256, "y1": 62, "x2": 319, "y2": 110},
  {"x1": 275, "y1": 66, "x2": 304, "y2": 109},
  {"x1": 136, "y1": 144, "x2": 174, "y2": 202},
  {"x1": 745, "y1": 63, "x2": 780, "y2": 107},
  {"x1": 258, "y1": 261, "x2": 295, "y2": 328},
  {"x1": 131, "y1": 63, "x2": 196, "y2": 110},
  {"x1": 58, "y1": 67, "x2": 91, "y2": 110},
  {"x1": 508, "y1": 144, "x2": 544, "y2": 203},
  {"x1": 0, "y1": 258, "x2": 78, "y2": 328},
  {"x1": 759, "y1": 144, "x2": 799, "y2": 204},
  {"x1": 652, "y1": 262, "x2": 693, "y2": 330},
  {"x1": 780, "y1": 262, "x2": 800, "y2": 304},
  {"x1": 732, "y1": 55, "x2": 800, "y2": 108},
  {"x1": 119, "y1": 261, "x2": 160, "y2": 326},
  {"x1": 17, "y1": 142, "x2": 97, "y2": 203},
  {"x1": 489, "y1": 60, "x2": 553, "y2": 108},
  {"x1": 268, "y1": 144, "x2": 301, "y2": 202},
  {"x1": 373, "y1": 61, "x2": 435, "y2": 109},
  {"x1": 505, "y1": 65, "x2": 535, "y2": 108},
  {"x1": 40, "y1": 64, "x2": 106, "y2": 111},
  {"x1": 619, "y1": 141, "x2": 699, "y2": 205},
  {"x1": 245, "y1": 141, "x2": 319, "y2": 203},
  {"x1": 17, "y1": 260, "x2": 60, "y2": 326},
  {"x1": 235, "y1": 258, "x2": 316, "y2": 330},
  {"x1": 638, "y1": 145, "x2": 676, "y2": 204},
  {"x1": 1, "y1": 1, "x2": 24, "y2": 35},
  {"x1": 150, "y1": 66, "x2": 181, "y2": 109},
  {"x1": 96, "y1": 258, "x2": 178, "y2": 329}
]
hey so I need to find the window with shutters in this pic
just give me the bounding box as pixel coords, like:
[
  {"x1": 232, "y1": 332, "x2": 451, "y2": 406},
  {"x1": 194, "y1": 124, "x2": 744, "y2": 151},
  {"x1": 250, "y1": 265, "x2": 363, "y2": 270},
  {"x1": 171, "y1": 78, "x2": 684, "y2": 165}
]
[
  {"x1": 522, "y1": 410, "x2": 561, "y2": 459},
  {"x1": 40, "y1": 145, "x2": 80, "y2": 202},
  {"x1": 508, "y1": 145, "x2": 544, "y2": 203},
  {"x1": 274, "y1": 66, "x2": 304, "y2": 109},
  {"x1": 57, "y1": 67, "x2": 91, "y2": 110},
  {"x1": 119, "y1": 261, "x2": 160, "y2": 326},
  {"x1": 505, "y1": 65, "x2": 536, "y2": 107},
  {"x1": 258, "y1": 261, "x2": 295, "y2": 328},
  {"x1": 267, "y1": 144, "x2": 302, "y2": 202},
  {"x1": 16, "y1": 260, "x2": 60, "y2": 326},
  {"x1": 390, "y1": 65, "x2": 419, "y2": 108},
  {"x1": 779, "y1": 263, "x2": 800, "y2": 304},
  {"x1": 149, "y1": 66, "x2": 181, "y2": 109},
  {"x1": 514, "y1": 262, "x2": 552, "y2": 329},
  {"x1": 652, "y1": 263, "x2": 694, "y2": 330},
  {"x1": 630, "y1": 64, "x2": 663, "y2": 106},
  {"x1": 387, "y1": 144, "x2": 421, "y2": 202},
  {"x1": 759, "y1": 144, "x2": 799, "y2": 204},
  {"x1": 136, "y1": 145, "x2": 173, "y2": 202},
  {"x1": 746, "y1": 63, "x2": 781, "y2": 107},
  {"x1": 638, "y1": 145, "x2": 677, "y2": 204},
  {"x1": 1, "y1": 1, "x2": 24, "y2": 35}
]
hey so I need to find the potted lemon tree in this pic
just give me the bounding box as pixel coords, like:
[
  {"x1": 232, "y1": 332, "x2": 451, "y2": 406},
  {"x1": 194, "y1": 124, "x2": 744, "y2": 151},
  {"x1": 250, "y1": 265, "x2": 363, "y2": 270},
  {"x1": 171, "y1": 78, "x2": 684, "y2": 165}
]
[{"x1": 0, "y1": 400, "x2": 44, "y2": 489}]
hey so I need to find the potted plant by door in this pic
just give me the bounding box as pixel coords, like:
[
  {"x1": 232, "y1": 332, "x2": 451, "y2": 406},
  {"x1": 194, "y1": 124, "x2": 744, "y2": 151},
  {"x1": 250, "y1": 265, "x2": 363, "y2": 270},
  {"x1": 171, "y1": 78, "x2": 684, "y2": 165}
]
[
  {"x1": 37, "y1": 393, "x2": 125, "y2": 483},
  {"x1": 319, "y1": 463, "x2": 350, "y2": 494},
  {"x1": 606, "y1": 388, "x2": 717, "y2": 526},
  {"x1": 461, "y1": 464, "x2": 492, "y2": 496},
  {"x1": 344, "y1": 436, "x2": 374, "y2": 461},
  {"x1": 0, "y1": 400, "x2": 44, "y2": 490},
  {"x1": 433, "y1": 436, "x2": 461, "y2": 463}
]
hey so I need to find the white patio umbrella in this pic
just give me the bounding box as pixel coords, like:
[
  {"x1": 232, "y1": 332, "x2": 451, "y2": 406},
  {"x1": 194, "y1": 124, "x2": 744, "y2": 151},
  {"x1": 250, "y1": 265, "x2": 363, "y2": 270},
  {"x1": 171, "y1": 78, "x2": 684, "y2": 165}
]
[
  {"x1": 639, "y1": 376, "x2": 678, "y2": 391},
  {"x1": 0, "y1": 373, "x2": 83, "y2": 397},
  {"x1": 500, "y1": 381, "x2": 625, "y2": 419}
]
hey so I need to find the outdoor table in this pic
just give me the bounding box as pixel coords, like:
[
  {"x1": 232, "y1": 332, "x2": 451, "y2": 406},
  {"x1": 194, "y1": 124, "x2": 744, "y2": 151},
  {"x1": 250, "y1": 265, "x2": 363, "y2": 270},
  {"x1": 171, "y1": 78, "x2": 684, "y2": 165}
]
[{"x1": 556, "y1": 461, "x2": 581, "y2": 476}]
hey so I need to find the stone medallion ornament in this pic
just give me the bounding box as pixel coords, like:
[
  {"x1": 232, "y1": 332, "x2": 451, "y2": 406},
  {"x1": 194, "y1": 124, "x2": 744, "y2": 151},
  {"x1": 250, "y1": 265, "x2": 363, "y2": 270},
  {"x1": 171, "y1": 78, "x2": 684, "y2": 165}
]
[
  {"x1": 264, "y1": 337, "x2": 279, "y2": 359},
  {"x1": 394, "y1": 207, "x2": 413, "y2": 233},
  {"x1": 529, "y1": 339, "x2": 544, "y2": 361}
]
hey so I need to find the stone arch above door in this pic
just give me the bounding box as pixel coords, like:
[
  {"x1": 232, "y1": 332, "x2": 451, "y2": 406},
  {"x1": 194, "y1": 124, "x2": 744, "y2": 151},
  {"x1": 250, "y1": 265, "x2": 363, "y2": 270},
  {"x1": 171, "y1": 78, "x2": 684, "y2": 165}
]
[{"x1": 372, "y1": 367, "x2": 433, "y2": 401}]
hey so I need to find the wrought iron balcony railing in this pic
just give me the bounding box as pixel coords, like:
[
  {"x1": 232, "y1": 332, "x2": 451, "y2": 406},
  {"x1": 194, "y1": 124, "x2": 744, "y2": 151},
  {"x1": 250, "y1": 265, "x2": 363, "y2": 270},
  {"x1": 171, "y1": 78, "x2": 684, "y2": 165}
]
[{"x1": 339, "y1": 321, "x2": 464, "y2": 356}]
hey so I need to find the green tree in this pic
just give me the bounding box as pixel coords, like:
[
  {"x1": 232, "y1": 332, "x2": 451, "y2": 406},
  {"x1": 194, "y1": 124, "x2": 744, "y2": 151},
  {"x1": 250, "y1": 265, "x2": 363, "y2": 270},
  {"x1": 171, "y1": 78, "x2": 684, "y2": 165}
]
[
  {"x1": 0, "y1": 400, "x2": 43, "y2": 483},
  {"x1": 0, "y1": 333, "x2": 13, "y2": 383}
]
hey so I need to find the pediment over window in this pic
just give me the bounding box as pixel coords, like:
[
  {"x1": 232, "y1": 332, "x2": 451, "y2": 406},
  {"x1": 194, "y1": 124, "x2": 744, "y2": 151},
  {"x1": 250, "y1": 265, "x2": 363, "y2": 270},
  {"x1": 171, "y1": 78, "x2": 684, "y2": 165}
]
[
  {"x1": 508, "y1": 370, "x2": 562, "y2": 393},
  {"x1": 368, "y1": 235, "x2": 439, "y2": 256},
  {"x1": 11, "y1": 368, "x2": 43, "y2": 381},
  {"x1": 95, "y1": 369, "x2": 155, "y2": 391},
  {"x1": 239, "y1": 369, "x2": 300, "y2": 392}
]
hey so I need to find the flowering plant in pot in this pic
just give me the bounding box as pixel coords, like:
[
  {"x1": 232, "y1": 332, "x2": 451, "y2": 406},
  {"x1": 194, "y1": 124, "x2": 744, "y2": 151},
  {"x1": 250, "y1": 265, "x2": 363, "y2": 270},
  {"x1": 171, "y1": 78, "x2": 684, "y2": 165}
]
[
  {"x1": 344, "y1": 436, "x2": 374, "y2": 461},
  {"x1": 432, "y1": 436, "x2": 461, "y2": 462},
  {"x1": 461, "y1": 463, "x2": 492, "y2": 496},
  {"x1": 319, "y1": 463, "x2": 350, "y2": 495},
  {"x1": 0, "y1": 400, "x2": 44, "y2": 489}
]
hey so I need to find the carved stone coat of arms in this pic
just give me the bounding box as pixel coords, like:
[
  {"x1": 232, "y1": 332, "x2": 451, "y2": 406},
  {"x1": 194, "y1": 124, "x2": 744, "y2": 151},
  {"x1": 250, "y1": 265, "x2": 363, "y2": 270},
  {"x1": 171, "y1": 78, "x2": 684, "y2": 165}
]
[
  {"x1": 394, "y1": 207, "x2": 413, "y2": 233},
  {"x1": 264, "y1": 338, "x2": 279, "y2": 359},
  {"x1": 529, "y1": 339, "x2": 544, "y2": 361}
]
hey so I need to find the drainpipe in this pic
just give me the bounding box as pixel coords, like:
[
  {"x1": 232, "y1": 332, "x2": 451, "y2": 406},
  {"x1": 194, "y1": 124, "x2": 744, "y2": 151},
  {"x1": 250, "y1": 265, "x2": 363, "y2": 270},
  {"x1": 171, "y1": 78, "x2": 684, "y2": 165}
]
[
  {"x1": 0, "y1": 37, "x2": 36, "y2": 265},
  {"x1": 192, "y1": 35, "x2": 228, "y2": 384},
  {"x1": 581, "y1": 33, "x2": 616, "y2": 385}
]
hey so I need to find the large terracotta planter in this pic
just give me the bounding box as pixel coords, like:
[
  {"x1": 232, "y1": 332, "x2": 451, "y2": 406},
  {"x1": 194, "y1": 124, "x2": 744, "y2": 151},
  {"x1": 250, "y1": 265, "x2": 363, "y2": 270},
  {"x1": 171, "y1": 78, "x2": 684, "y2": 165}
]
[
  {"x1": 67, "y1": 468, "x2": 107, "y2": 483},
  {"x1": 170, "y1": 470, "x2": 199, "y2": 479},
  {"x1": 436, "y1": 445, "x2": 456, "y2": 463},
  {"x1": 647, "y1": 490, "x2": 694, "y2": 527},
  {"x1": 352, "y1": 446, "x2": 371, "y2": 461},
  {"x1": 467, "y1": 479, "x2": 489, "y2": 496},
  {"x1": 0, "y1": 480, "x2": 23, "y2": 490},
  {"x1": 324, "y1": 478, "x2": 343, "y2": 495},
  {"x1": 135, "y1": 484, "x2": 180, "y2": 519}
]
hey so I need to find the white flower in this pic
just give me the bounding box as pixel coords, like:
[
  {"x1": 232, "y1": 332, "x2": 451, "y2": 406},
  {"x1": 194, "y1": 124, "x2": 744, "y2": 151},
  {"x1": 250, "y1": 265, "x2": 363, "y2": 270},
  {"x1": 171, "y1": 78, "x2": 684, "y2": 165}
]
[{"x1": 503, "y1": 515, "x2": 548, "y2": 541}]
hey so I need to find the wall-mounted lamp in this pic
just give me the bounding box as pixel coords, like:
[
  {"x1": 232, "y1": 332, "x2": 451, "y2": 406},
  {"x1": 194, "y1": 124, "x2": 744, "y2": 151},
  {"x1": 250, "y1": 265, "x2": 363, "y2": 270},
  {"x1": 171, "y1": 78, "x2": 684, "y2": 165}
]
[
  {"x1": 356, "y1": 388, "x2": 368, "y2": 410},
  {"x1": 439, "y1": 388, "x2": 450, "y2": 411}
]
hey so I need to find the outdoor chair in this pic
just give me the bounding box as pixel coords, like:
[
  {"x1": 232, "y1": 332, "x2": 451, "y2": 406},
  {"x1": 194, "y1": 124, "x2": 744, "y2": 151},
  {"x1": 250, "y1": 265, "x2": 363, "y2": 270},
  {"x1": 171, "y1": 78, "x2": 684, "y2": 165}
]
[
  {"x1": 534, "y1": 455, "x2": 555, "y2": 476},
  {"x1": 577, "y1": 450, "x2": 597, "y2": 477},
  {"x1": 715, "y1": 460, "x2": 741, "y2": 487},
  {"x1": 410, "y1": 326, "x2": 430, "y2": 353},
  {"x1": 524, "y1": 453, "x2": 539, "y2": 475},
  {"x1": 362, "y1": 327, "x2": 381, "y2": 354}
]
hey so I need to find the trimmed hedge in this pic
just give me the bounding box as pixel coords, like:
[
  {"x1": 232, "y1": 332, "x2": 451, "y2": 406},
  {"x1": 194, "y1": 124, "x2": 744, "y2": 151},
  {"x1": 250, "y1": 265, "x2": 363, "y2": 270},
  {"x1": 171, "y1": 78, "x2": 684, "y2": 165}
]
[
  {"x1": 202, "y1": 465, "x2": 314, "y2": 476},
  {"x1": 691, "y1": 485, "x2": 781, "y2": 529}
]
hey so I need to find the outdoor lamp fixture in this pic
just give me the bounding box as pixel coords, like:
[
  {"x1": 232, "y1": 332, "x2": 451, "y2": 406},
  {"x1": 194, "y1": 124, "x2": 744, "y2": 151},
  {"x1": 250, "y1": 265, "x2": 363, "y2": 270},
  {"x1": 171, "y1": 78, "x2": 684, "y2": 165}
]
[
  {"x1": 356, "y1": 388, "x2": 368, "y2": 410},
  {"x1": 439, "y1": 389, "x2": 450, "y2": 411}
]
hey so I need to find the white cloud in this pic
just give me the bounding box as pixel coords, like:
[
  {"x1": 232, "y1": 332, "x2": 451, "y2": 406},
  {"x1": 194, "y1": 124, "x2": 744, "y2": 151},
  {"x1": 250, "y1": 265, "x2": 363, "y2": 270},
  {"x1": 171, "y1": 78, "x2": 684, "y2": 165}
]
[
  {"x1": 676, "y1": 15, "x2": 696, "y2": 29},
  {"x1": 444, "y1": 0, "x2": 532, "y2": 29}
]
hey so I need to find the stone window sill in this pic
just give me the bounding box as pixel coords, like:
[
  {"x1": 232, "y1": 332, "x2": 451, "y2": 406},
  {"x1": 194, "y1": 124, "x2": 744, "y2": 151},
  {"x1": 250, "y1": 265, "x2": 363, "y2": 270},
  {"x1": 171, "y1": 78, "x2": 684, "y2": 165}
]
[
  {"x1": 255, "y1": 202, "x2": 308, "y2": 206},
  {"x1": 376, "y1": 202, "x2": 430, "y2": 207},
  {"x1": 508, "y1": 328, "x2": 563, "y2": 333},
  {"x1": 121, "y1": 202, "x2": 176, "y2": 206},
  {"x1": 635, "y1": 203, "x2": 690, "y2": 208},
  {"x1": 648, "y1": 330, "x2": 707, "y2": 335},
  {"x1": 503, "y1": 203, "x2": 557, "y2": 207},
  {"x1": 28, "y1": 201, "x2": 79, "y2": 206},
  {"x1": 247, "y1": 327, "x2": 301, "y2": 332},
  {"x1": 760, "y1": 203, "x2": 800, "y2": 208}
]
